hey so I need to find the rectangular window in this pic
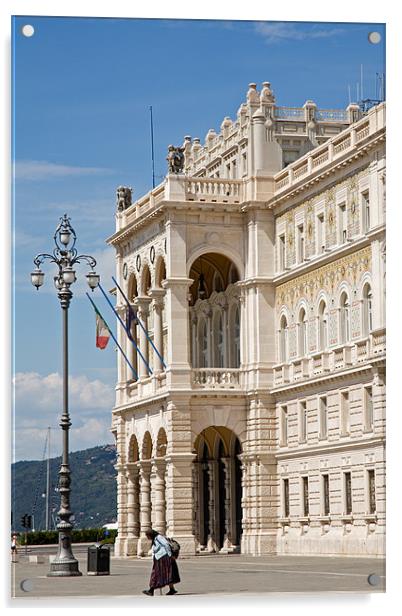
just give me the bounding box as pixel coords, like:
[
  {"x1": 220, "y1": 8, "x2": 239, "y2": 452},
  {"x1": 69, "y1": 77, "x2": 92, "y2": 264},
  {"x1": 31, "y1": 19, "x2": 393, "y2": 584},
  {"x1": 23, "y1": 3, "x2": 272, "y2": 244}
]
[
  {"x1": 283, "y1": 478, "x2": 290, "y2": 517},
  {"x1": 339, "y1": 203, "x2": 347, "y2": 243},
  {"x1": 279, "y1": 234, "x2": 286, "y2": 271},
  {"x1": 242, "y1": 152, "x2": 247, "y2": 176},
  {"x1": 364, "y1": 386, "x2": 374, "y2": 431},
  {"x1": 362, "y1": 191, "x2": 370, "y2": 232},
  {"x1": 322, "y1": 474, "x2": 330, "y2": 516},
  {"x1": 299, "y1": 401, "x2": 307, "y2": 442},
  {"x1": 344, "y1": 471, "x2": 352, "y2": 515},
  {"x1": 340, "y1": 391, "x2": 350, "y2": 436},
  {"x1": 297, "y1": 224, "x2": 305, "y2": 263},
  {"x1": 368, "y1": 469, "x2": 376, "y2": 514},
  {"x1": 302, "y1": 476, "x2": 309, "y2": 516},
  {"x1": 317, "y1": 213, "x2": 325, "y2": 254},
  {"x1": 319, "y1": 396, "x2": 328, "y2": 439},
  {"x1": 281, "y1": 406, "x2": 288, "y2": 446}
]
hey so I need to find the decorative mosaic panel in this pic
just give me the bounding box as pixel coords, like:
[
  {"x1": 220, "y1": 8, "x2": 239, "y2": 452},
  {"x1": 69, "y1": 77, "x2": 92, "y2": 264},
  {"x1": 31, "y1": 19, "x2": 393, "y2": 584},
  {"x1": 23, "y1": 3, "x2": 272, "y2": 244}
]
[
  {"x1": 305, "y1": 201, "x2": 315, "y2": 258},
  {"x1": 276, "y1": 246, "x2": 371, "y2": 312}
]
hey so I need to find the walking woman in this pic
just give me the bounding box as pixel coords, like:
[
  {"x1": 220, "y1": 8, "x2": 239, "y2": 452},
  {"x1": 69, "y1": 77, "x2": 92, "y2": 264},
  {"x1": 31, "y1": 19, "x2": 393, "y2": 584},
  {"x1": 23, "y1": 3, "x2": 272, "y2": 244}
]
[{"x1": 142, "y1": 529, "x2": 180, "y2": 596}]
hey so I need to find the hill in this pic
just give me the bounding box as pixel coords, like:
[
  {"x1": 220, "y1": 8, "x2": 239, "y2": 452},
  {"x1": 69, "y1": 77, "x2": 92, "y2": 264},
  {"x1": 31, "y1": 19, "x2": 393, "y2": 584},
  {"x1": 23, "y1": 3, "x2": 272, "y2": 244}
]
[{"x1": 11, "y1": 444, "x2": 117, "y2": 532}]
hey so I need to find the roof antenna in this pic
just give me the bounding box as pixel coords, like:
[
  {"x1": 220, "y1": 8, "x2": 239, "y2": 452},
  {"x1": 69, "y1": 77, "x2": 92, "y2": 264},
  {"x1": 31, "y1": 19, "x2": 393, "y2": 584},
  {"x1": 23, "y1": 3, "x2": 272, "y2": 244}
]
[
  {"x1": 149, "y1": 106, "x2": 155, "y2": 189},
  {"x1": 348, "y1": 85, "x2": 351, "y2": 105}
]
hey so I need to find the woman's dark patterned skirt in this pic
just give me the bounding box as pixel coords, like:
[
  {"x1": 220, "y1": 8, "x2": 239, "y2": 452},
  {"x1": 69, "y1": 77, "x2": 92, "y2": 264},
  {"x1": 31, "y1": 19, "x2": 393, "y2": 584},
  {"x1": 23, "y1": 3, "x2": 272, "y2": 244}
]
[{"x1": 149, "y1": 555, "x2": 180, "y2": 589}]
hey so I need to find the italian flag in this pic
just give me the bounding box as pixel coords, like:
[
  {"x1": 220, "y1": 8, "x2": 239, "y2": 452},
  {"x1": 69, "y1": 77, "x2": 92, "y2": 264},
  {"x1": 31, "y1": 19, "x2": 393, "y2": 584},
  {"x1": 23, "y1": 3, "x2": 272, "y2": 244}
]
[{"x1": 96, "y1": 309, "x2": 111, "y2": 350}]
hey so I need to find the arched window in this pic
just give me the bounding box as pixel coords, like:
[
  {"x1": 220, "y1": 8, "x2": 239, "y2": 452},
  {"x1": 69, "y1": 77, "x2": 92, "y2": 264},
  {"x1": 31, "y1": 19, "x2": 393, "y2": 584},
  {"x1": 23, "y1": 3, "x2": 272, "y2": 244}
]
[
  {"x1": 298, "y1": 307, "x2": 308, "y2": 357},
  {"x1": 318, "y1": 301, "x2": 328, "y2": 351},
  {"x1": 362, "y1": 283, "x2": 373, "y2": 336},
  {"x1": 233, "y1": 306, "x2": 240, "y2": 368},
  {"x1": 280, "y1": 315, "x2": 289, "y2": 363},
  {"x1": 339, "y1": 292, "x2": 350, "y2": 343}
]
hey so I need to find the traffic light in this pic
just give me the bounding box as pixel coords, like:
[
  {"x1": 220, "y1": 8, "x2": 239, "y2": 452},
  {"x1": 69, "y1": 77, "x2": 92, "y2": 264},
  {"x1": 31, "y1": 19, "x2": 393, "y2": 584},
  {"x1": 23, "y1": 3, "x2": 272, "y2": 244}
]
[{"x1": 20, "y1": 514, "x2": 32, "y2": 529}]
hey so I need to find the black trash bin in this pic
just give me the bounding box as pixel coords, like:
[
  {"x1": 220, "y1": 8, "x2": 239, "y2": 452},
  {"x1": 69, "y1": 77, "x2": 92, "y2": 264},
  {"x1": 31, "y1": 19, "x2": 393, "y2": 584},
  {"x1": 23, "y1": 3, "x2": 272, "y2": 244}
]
[{"x1": 87, "y1": 543, "x2": 110, "y2": 576}]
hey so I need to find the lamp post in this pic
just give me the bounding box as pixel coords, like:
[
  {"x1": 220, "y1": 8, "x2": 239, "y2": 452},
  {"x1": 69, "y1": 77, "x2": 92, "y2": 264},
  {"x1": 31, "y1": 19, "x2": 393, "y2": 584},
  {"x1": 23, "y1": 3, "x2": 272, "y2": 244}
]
[{"x1": 31, "y1": 214, "x2": 100, "y2": 577}]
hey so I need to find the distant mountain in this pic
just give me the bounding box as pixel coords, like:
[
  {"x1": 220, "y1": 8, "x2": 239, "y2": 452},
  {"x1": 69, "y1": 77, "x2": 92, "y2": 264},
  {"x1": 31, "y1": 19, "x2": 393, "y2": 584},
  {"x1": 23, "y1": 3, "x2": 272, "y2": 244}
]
[{"x1": 11, "y1": 444, "x2": 117, "y2": 532}]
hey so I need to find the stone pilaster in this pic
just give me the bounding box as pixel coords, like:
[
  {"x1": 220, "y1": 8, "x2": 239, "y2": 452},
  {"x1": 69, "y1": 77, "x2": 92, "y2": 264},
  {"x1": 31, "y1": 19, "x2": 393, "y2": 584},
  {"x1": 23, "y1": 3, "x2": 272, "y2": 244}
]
[
  {"x1": 165, "y1": 398, "x2": 197, "y2": 555},
  {"x1": 135, "y1": 297, "x2": 152, "y2": 379},
  {"x1": 241, "y1": 395, "x2": 279, "y2": 555},
  {"x1": 221, "y1": 457, "x2": 234, "y2": 551},
  {"x1": 114, "y1": 463, "x2": 128, "y2": 558},
  {"x1": 149, "y1": 289, "x2": 165, "y2": 373}
]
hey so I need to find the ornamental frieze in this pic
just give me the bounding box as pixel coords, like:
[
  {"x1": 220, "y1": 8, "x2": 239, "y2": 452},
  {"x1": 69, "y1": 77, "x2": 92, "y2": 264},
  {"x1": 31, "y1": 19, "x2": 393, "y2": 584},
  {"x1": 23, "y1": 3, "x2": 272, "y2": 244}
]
[{"x1": 276, "y1": 245, "x2": 371, "y2": 311}]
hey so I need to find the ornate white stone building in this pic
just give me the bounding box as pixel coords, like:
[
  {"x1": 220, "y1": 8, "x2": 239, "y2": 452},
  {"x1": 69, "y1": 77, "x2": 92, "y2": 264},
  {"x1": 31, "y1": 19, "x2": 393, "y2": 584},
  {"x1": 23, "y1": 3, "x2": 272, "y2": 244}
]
[{"x1": 107, "y1": 83, "x2": 385, "y2": 558}]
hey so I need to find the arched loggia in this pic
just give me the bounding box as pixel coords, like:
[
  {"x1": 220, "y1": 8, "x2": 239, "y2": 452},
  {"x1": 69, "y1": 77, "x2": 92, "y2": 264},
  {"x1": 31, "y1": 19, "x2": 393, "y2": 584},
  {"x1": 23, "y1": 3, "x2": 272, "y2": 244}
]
[{"x1": 193, "y1": 426, "x2": 243, "y2": 553}]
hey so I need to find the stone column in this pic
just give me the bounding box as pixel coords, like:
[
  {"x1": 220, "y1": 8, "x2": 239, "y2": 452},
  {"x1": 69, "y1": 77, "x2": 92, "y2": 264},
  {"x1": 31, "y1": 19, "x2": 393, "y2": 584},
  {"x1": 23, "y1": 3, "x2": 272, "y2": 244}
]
[
  {"x1": 126, "y1": 463, "x2": 139, "y2": 555},
  {"x1": 207, "y1": 460, "x2": 218, "y2": 552},
  {"x1": 149, "y1": 289, "x2": 165, "y2": 373},
  {"x1": 128, "y1": 304, "x2": 138, "y2": 380},
  {"x1": 191, "y1": 311, "x2": 198, "y2": 368},
  {"x1": 135, "y1": 297, "x2": 152, "y2": 379},
  {"x1": 114, "y1": 463, "x2": 128, "y2": 557},
  {"x1": 221, "y1": 304, "x2": 229, "y2": 368},
  {"x1": 151, "y1": 458, "x2": 167, "y2": 535},
  {"x1": 162, "y1": 277, "x2": 193, "y2": 389},
  {"x1": 192, "y1": 461, "x2": 201, "y2": 549},
  {"x1": 137, "y1": 460, "x2": 152, "y2": 556},
  {"x1": 221, "y1": 457, "x2": 233, "y2": 551}
]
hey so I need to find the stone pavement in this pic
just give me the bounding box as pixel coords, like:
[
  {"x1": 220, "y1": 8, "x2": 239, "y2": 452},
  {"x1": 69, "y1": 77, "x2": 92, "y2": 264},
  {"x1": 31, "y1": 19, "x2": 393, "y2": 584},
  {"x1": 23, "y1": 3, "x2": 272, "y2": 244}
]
[{"x1": 10, "y1": 548, "x2": 385, "y2": 600}]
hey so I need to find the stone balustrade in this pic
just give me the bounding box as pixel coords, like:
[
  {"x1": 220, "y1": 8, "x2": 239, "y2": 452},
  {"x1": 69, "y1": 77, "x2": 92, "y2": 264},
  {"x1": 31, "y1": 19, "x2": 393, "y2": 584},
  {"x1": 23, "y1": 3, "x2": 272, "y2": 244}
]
[
  {"x1": 192, "y1": 368, "x2": 241, "y2": 389},
  {"x1": 273, "y1": 330, "x2": 385, "y2": 387},
  {"x1": 185, "y1": 177, "x2": 243, "y2": 203}
]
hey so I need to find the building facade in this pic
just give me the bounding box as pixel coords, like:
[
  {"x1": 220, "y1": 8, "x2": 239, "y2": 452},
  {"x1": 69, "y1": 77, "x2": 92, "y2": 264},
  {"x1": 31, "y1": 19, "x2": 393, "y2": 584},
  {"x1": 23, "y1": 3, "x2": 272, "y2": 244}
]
[{"x1": 107, "y1": 83, "x2": 385, "y2": 558}]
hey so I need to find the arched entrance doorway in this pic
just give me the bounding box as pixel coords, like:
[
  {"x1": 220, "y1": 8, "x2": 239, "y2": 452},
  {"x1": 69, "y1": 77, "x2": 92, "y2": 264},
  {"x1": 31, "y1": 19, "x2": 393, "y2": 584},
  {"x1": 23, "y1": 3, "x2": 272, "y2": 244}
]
[{"x1": 193, "y1": 426, "x2": 242, "y2": 553}]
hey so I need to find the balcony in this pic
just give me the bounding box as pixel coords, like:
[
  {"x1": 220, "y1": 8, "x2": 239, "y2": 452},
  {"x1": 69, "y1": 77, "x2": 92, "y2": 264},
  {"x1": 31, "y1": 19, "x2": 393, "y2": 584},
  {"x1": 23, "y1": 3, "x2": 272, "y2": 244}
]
[{"x1": 273, "y1": 331, "x2": 385, "y2": 387}]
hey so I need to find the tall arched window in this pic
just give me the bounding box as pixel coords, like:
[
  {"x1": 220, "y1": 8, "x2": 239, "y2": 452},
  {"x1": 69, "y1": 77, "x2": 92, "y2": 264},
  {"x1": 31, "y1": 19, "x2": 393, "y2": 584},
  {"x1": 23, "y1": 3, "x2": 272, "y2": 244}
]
[
  {"x1": 339, "y1": 292, "x2": 350, "y2": 343},
  {"x1": 318, "y1": 300, "x2": 328, "y2": 351},
  {"x1": 362, "y1": 283, "x2": 373, "y2": 336},
  {"x1": 298, "y1": 307, "x2": 308, "y2": 357},
  {"x1": 280, "y1": 315, "x2": 289, "y2": 363}
]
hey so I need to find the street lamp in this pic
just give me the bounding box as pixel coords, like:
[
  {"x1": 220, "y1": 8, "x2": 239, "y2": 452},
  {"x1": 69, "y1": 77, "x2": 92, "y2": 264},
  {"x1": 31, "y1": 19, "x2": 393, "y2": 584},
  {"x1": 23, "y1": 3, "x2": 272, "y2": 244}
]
[{"x1": 31, "y1": 214, "x2": 100, "y2": 577}]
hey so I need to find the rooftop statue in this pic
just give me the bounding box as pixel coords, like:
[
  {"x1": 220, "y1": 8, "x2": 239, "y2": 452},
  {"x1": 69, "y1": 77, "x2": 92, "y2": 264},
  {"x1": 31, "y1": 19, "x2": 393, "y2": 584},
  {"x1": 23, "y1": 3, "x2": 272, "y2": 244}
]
[
  {"x1": 167, "y1": 145, "x2": 185, "y2": 174},
  {"x1": 116, "y1": 186, "x2": 133, "y2": 212}
]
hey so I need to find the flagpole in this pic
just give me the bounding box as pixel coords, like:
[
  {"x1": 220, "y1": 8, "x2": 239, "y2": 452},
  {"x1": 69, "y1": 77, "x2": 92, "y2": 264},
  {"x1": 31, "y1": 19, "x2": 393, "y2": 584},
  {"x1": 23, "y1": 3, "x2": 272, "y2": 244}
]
[
  {"x1": 97, "y1": 283, "x2": 153, "y2": 374},
  {"x1": 112, "y1": 275, "x2": 167, "y2": 369},
  {"x1": 86, "y1": 293, "x2": 138, "y2": 380}
]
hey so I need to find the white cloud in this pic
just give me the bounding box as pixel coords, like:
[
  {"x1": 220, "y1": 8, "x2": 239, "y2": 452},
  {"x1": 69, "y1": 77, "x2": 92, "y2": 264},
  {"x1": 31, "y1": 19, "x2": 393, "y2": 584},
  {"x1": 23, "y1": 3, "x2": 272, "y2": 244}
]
[
  {"x1": 255, "y1": 22, "x2": 345, "y2": 43},
  {"x1": 14, "y1": 160, "x2": 113, "y2": 181},
  {"x1": 12, "y1": 372, "x2": 116, "y2": 461},
  {"x1": 13, "y1": 371, "x2": 114, "y2": 412}
]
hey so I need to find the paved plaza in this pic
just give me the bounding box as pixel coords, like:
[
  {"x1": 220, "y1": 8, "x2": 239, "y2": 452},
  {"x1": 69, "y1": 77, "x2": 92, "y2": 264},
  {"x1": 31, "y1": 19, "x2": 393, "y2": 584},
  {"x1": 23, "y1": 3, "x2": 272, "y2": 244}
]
[{"x1": 10, "y1": 544, "x2": 385, "y2": 600}]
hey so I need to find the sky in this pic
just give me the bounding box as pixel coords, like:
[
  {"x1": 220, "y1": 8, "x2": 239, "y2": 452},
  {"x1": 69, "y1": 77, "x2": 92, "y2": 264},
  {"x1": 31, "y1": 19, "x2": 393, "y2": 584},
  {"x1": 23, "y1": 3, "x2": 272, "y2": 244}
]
[{"x1": 11, "y1": 16, "x2": 385, "y2": 462}]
